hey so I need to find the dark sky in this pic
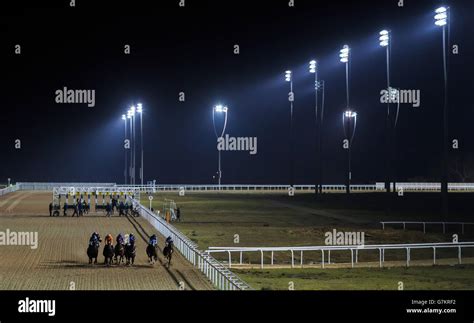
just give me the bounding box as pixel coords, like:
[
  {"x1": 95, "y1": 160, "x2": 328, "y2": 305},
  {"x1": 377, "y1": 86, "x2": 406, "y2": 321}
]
[{"x1": 0, "y1": 0, "x2": 473, "y2": 184}]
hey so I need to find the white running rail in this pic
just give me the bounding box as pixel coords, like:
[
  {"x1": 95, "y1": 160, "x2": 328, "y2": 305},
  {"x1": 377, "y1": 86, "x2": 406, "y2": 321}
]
[
  {"x1": 381, "y1": 221, "x2": 474, "y2": 234},
  {"x1": 206, "y1": 242, "x2": 474, "y2": 269},
  {"x1": 0, "y1": 184, "x2": 20, "y2": 196},
  {"x1": 130, "y1": 198, "x2": 252, "y2": 291}
]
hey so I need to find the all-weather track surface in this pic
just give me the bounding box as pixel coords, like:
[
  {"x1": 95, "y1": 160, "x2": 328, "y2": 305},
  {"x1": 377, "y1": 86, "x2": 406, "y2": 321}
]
[{"x1": 0, "y1": 191, "x2": 213, "y2": 290}]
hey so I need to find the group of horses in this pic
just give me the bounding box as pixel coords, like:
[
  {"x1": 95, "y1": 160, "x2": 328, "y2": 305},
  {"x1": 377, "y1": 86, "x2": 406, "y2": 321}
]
[{"x1": 86, "y1": 235, "x2": 174, "y2": 267}]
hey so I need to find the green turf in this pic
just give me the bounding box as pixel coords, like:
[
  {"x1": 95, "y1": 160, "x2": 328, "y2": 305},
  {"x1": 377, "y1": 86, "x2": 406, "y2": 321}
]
[{"x1": 234, "y1": 265, "x2": 474, "y2": 290}]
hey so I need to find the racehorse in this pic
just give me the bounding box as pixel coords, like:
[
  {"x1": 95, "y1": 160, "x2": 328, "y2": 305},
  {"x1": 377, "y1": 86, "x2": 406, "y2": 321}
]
[
  {"x1": 103, "y1": 243, "x2": 115, "y2": 266},
  {"x1": 163, "y1": 241, "x2": 174, "y2": 267},
  {"x1": 125, "y1": 242, "x2": 136, "y2": 265},
  {"x1": 114, "y1": 242, "x2": 125, "y2": 264},
  {"x1": 87, "y1": 241, "x2": 100, "y2": 264},
  {"x1": 146, "y1": 243, "x2": 158, "y2": 265}
]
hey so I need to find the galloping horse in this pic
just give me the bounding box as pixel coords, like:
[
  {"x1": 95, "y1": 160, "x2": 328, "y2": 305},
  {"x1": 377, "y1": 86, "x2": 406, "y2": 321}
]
[
  {"x1": 146, "y1": 243, "x2": 158, "y2": 265},
  {"x1": 103, "y1": 243, "x2": 114, "y2": 266},
  {"x1": 114, "y1": 242, "x2": 125, "y2": 264},
  {"x1": 163, "y1": 241, "x2": 174, "y2": 267},
  {"x1": 87, "y1": 234, "x2": 102, "y2": 264},
  {"x1": 125, "y1": 242, "x2": 136, "y2": 265}
]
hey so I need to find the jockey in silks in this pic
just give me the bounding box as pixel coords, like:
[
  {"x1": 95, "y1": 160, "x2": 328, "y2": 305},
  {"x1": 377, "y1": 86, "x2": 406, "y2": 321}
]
[
  {"x1": 149, "y1": 234, "x2": 157, "y2": 246},
  {"x1": 165, "y1": 236, "x2": 173, "y2": 247},
  {"x1": 89, "y1": 232, "x2": 102, "y2": 246},
  {"x1": 116, "y1": 233, "x2": 124, "y2": 245},
  {"x1": 128, "y1": 233, "x2": 136, "y2": 246},
  {"x1": 105, "y1": 234, "x2": 113, "y2": 246}
]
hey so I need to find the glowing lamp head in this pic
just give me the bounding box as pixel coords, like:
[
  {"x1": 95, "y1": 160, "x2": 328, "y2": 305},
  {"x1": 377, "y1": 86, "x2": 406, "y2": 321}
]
[
  {"x1": 214, "y1": 105, "x2": 228, "y2": 113},
  {"x1": 339, "y1": 45, "x2": 350, "y2": 63},
  {"x1": 344, "y1": 110, "x2": 357, "y2": 118},
  {"x1": 137, "y1": 103, "x2": 143, "y2": 113},
  {"x1": 434, "y1": 7, "x2": 448, "y2": 26},
  {"x1": 127, "y1": 111, "x2": 132, "y2": 119},
  {"x1": 379, "y1": 30, "x2": 390, "y2": 47},
  {"x1": 130, "y1": 105, "x2": 136, "y2": 115},
  {"x1": 309, "y1": 60, "x2": 317, "y2": 73},
  {"x1": 122, "y1": 114, "x2": 126, "y2": 120},
  {"x1": 285, "y1": 70, "x2": 292, "y2": 82}
]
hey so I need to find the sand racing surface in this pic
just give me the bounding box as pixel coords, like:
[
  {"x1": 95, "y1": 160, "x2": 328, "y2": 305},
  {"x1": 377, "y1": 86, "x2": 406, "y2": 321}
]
[{"x1": 0, "y1": 191, "x2": 213, "y2": 290}]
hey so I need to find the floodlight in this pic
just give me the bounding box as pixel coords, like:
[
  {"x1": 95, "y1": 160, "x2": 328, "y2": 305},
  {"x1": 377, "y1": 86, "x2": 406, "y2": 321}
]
[
  {"x1": 214, "y1": 105, "x2": 228, "y2": 113},
  {"x1": 344, "y1": 110, "x2": 357, "y2": 118},
  {"x1": 339, "y1": 45, "x2": 349, "y2": 63},
  {"x1": 285, "y1": 70, "x2": 292, "y2": 82},
  {"x1": 379, "y1": 30, "x2": 390, "y2": 47},
  {"x1": 309, "y1": 60, "x2": 317, "y2": 73},
  {"x1": 434, "y1": 7, "x2": 448, "y2": 26}
]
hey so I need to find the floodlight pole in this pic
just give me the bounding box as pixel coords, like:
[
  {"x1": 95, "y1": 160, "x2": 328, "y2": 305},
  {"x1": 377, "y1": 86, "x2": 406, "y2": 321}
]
[
  {"x1": 319, "y1": 80, "x2": 325, "y2": 196},
  {"x1": 212, "y1": 106, "x2": 228, "y2": 190},
  {"x1": 313, "y1": 68, "x2": 320, "y2": 197},
  {"x1": 343, "y1": 113, "x2": 357, "y2": 195},
  {"x1": 133, "y1": 112, "x2": 136, "y2": 185},
  {"x1": 129, "y1": 115, "x2": 133, "y2": 185},
  {"x1": 441, "y1": 17, "x2": 449, "y2": 218},
  {"x1": 140, "y1": 109, "x2": 144, "y2": 186},
  {"x1": 345, "y1": 61, "x2": 350, "y2": 109},
  {"x1": 344, "y1": 56, "x2": 351, "y2": 195},
  {"x1": 124, "y1": 117, "x2": 128, "y2": 184},
  {"x1": 290, "y1": 79, "x2": 294, "y2": 188},
  {"x1": 385, "y1": 35, "x2": 392, "y2": 195},
  {"x1": 310, "y1": 61, "x2": 325, "y2": 198}
]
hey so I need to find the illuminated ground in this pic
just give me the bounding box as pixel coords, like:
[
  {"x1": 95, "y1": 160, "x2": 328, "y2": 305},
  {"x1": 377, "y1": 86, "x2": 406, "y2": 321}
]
[{"x1": 0, "y1": 191, "x2": 213, "y2": 290}]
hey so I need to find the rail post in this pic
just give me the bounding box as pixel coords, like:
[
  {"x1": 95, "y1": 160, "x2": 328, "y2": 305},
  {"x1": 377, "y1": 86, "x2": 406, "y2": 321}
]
[
  {"x1": 379, "y1": 248, "x2": 382, "y2": 268},
  {"x1": 321, "y1": 250, "x2": 325, "y2": 269}
]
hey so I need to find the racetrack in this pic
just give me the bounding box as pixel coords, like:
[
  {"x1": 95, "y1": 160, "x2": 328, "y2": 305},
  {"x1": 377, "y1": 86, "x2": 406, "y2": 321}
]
[{"x1": 0, "y1": 191, "x2": 213, "y2": 290}]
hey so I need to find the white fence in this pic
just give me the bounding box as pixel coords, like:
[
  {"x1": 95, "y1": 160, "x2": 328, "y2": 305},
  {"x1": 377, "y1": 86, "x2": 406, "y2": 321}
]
[
  {"x1": 206, "y1": 241, "x2": 474, "y2": 269},
  {"x1": 114, "y1": 183, "x2": 474, "y2": 193},
  {"x1": 381, "y1": 221, "x2": 474, "y2": 234},
  {"x1": 17, "y1": 182, "x2": 116, "y2": 190},
  {"x1": 131, "y1": 199, "x2": 252, "y2": 290},
  {"x1": 0, "y1": 184, "x2": 20, "y2": 196},
  {"x1": 114, "y1": 184, "x2": 381, "y2": 192},
  {"x1": 376, "y1": 182, "x2": 474, "y2": 192},
  {"x1": 12, "y1": 182, "x2": 474, "y2": 193}
]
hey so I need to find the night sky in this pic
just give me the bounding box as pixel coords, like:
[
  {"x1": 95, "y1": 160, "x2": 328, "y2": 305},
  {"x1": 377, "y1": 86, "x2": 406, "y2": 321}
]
[{"x1": 1, "y1": 0, "x2": 473, "y2": 184}]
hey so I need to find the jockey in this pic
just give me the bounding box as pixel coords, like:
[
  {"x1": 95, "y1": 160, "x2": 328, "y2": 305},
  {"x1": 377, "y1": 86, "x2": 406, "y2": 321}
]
[
  {"x1": 149, "y1": 234, "x2": 157, "y2": 246},
  {"x1": 105, "y1": 234, "x2": 113, "y2": 245},
  {"x1": 89, "y1": 232, "x2": 101, "y2": 246},
  {"x1": 165, "y1": 236, "x2": 173, "y2": 246},
  {"x1": 116, "y1": 233, "x2": 124, "y2": 245},
  {"x1": 128, "y1": 233, "x2": 135, "y2": 245}
]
